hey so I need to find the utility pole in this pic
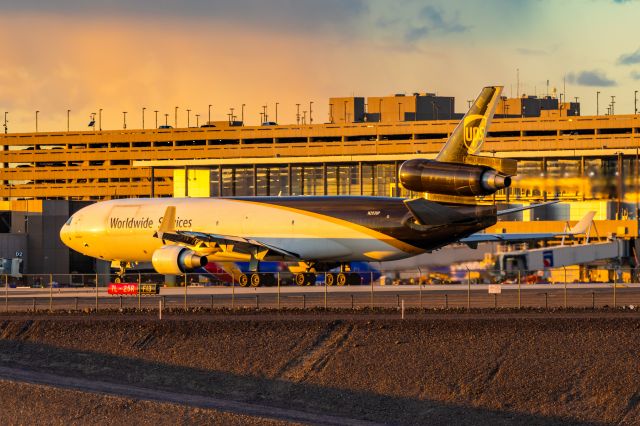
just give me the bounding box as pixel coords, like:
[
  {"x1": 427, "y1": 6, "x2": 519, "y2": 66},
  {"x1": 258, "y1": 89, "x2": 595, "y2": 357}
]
[
  {"x1": 309, "y1": 101, "x2": 313, "y2": 124},
  {"x1": 187, "y1": 109, "x2": 191, "y2": 127},
  {"x1": 208, "y1": 104, "x2": 212, "y2": 124},
  {"x1": 635, "y1": 90, "x2": 638, "y2": 114},
  {"x1": 35, "y1": 110, "x2": 39, "y2": 132},
  {"x1": 3, "y1": 112, "x2": 7, "y2": 134},
  {"x1": 241, "y1": 104, "x2": 245, "y2": 124},
  {"x1": 99, "y1": 108, "x2": 103, "y2": 130},
  {"x1": 597, "y1": 91, "x2": 600, "y2": 116},
  {"x1": 195, "y1": 114, "x2": 200, "y2": 127},
  {"x1": 164, "y1": 113, "x2": 169, "y2": 126},
  {"x1": 154, "y1": 110, "x2": 158, "y2": 128},
  {"x1": 262, "y1": 105, "x2": 267, "y2": 123},
  {"x1": 122, "y1": 111, "x2": 127, "y2": 129},
  {"x1": 296, "y1": 104, "x2": 300, "y2": 125},
  {"x1": 67, "y1": 109, "x2": 70, "y2": 131},
  {"x1": 142, "y1": 107, "x2": 146, "y2": 129},
  {"x1": 275, "y1": 102, "x2": 278, "y2": 124},
  {"x1": 174, "y1": 106, "x2": 178, "y2": 128}
]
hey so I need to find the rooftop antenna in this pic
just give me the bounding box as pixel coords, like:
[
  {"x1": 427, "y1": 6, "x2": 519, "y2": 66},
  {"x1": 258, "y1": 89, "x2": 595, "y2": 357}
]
[{"x1": 546, "y1": 79, "x2": 549, "y2": 97}]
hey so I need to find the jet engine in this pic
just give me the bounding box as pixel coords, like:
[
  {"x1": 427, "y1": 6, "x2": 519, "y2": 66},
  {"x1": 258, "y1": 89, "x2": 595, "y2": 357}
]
[
  {"x1": 398, "y1": 159, "x2": 511, "y2": 196},
  {"x1": 151, "y1": 245, "x2": 207, "y2": 275}
]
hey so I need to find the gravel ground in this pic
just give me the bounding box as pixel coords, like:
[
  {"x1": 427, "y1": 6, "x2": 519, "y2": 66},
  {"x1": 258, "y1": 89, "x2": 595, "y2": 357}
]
[
  {"x1": 0, "y1": 312, "x2": 639, "y2": 425},
  {"x1": 0, "y1": 380, "x2": 297, "y2": 426}
]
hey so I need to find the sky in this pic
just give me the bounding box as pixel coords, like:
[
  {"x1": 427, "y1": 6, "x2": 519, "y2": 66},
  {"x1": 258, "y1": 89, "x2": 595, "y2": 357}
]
[{"x1": 1, "y1": 0, "x2": 640, "y2": 133}]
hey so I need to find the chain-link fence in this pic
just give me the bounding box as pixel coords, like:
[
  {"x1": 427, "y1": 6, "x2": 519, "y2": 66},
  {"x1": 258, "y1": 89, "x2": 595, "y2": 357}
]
[{"x1": 1, "y1": 268, "x2": 640, "y2": 313}]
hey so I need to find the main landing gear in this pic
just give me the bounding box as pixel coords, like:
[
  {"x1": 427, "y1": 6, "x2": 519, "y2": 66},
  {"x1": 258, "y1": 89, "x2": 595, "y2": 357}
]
[
  {"x1": 238, "y1": 273, "x2": 277, "y2": 287},
  {"x1": 325, "y1": 272, "x2": 361, "y2": 286}
]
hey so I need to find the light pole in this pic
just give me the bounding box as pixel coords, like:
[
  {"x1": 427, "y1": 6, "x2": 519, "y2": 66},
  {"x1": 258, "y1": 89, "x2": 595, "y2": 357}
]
[
  {"x1": 230, "y1": 107, "x2": 234, "y2": 123},
  {"x1": 208, "y1": 104, "x2": 212, "y2": 124},
  {"x1": 296, "y1": 104, "x2": 300, "y2": 125},
  {"x1": 187, "y1": 109, "x2": 191, "y2": 127},
  {"x1": 3, "y1": 112, "x2": 7, "y2": 134},
  {"x1": 611, "y1": 95, "x2": 616, "y2": 115},
  {"x1": 309, "y1": 101, "x2": 313, "y2": 124},
  {"x1": 195, "y1": 114, "x2": 200, "y2": 127},
  {"x1": 635, "y1": 90, "x2": 638, "y2": 114},
  {"x1": 329, "y1": 103, "x2": 333, "y2": 123},
  {"x1": 597, "y1": 91, "x2": 600, "y2": 116},
  {"x1": 262, "y1": 105, "x2": 267, "y2": 123},
  {"x1": 35, "y1": 110, "x2": 39, "y2": 132},
  {"x1": 275, "y1": 102, "x2": 278, "y2": 123},
  {"x1": 122, "y1": 111, "x2": 127, "y2": 129},
  {"x1": 142, "y1": 107, "x2": 146, "y2": 129},
  {"x1": 241, "y1": 104, "x2": 245, "y2": 125},
  {"x1": 67, "y1": 109, "x2": 70, "y2": 131},
  {"x1": 174, "y1": 106, "x2": 178, "y2": 128},
  {"x1": 99, "y1": 108, "x2": 102, "y2": 130},
  {"x1": 164, "y1": 113, "x2": 169, "y2": 126},
  {"x1": 154, "y1": 110, "x2": 158, "y2": 128}
]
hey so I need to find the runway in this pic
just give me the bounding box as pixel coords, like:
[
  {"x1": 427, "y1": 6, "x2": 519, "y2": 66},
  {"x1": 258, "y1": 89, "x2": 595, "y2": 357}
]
[{"x1": 2, "y1": 283, "x2": 639, "y2": 312}]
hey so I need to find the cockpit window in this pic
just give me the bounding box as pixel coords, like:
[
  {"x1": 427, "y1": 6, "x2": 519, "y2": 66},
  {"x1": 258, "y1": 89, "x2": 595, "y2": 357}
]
[{"x1": 65, "y1": 217, "x2": 73, "y2": 225}]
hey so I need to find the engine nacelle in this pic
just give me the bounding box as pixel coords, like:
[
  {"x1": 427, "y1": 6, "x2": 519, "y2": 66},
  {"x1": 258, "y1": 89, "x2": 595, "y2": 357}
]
[
  {"x1": 399, "y1": 159, "x2": 511, "y2": 196},
  {"x1": 151, "y1": 245, "x2": 207, "y2": 275}
]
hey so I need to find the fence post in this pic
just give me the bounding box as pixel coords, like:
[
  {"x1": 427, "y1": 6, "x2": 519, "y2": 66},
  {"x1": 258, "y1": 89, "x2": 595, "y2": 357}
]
[
  {"x1": 401, "y1": 299, "x2": 405, "y2": 320},
  {"x1": 183, "y1": 274, "x2": 187, "y2": 310},
  {"x1": 467, "y1": 267, "x2": 471, "y2": 310},
  {"x1": 159, "y1": 299, "x2": 162, "y2": 320},
  {"x1": 138, "y1": 273, "x2": 142, "y2": 310},
  {"x1": 592, "y1": 292, "x2": 595, "y2": 310},
  {"x1": 95, "y1": 273, "x2": 99, "y2": 312},
  {"x1": 49, "y1": 273, "x2": 53, "y2": 312},
  {"x1": 370, "y1": 271, "x2": 374, "y2": 309},
  {"x1": 256, "y1": 294, "x2": 259, "y2": 309},
  {"x1": 303, "y1": 294, "x2": 306, "y2": 309},
  {"x1": 351, "y1": 294, "x2": 354, "y2": 310},
  {"x1": 277, "y1": 272, "x2": 281, "y2": 310},
  {"x1": 563, "y1": 267, "x2": 567, "y2": 309},
  {"x1": 613, "y1": 268, "x2": 617, "y2": 309},
  {"x1": 231, "y1": 273, "x2": 235, "y2": 310},
  {"x1": 32, "y1": 298, "x2": 36, "y2": 312},
  {"x1": 545, "y1": 292, "x2": 548, "y2": 310},
  {"x1": 210, "y1": 295, "x2": 214, "y2": 310},
  {"x1": 494, "y1": 293, "x2": 497, "y2": 309},
  {"x1": 396, "y1": 294, "x2": 400, "y2": 309},
  {"x1": 445, "y1": 294, "x2": 448, "y2": 309},
  {"x1": 4, "y1": 275, "x2": 7, "y2": 312},
  {"x1": 77, "y1": 297, "x2": 80, "y2": 311},
  {"x1": 517, "y1": 270, "x2": 521, "y2": 309},
  {"x1": 324, "y1": 272, "x2": 328, "y2": 310}
]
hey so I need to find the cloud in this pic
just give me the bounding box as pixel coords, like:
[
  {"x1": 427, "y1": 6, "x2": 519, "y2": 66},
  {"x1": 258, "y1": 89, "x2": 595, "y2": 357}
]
[
  {"x1": 631, "y1": 71, "x2": 640, "y2": 80},
  {"x1": 404, "y1": 5, "x2": 468, "y2": 43},
  {"x1": 618, "y1": 48, "x2": 640, "y2": 65},
  {"x1": 0, "y1": 0, "x2": 368, "y2": 33},
  {"x1": 566, "y1": 70, "x2": 617, "y2": 87},
  {"x1": 613, "y1": 0, "x2": 631, "y2": 3}
]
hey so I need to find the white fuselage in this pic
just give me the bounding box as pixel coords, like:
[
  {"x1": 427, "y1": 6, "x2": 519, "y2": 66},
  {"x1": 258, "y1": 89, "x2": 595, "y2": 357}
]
[{"x1": 60, "y1": 198, "x2": 423, "y2": 264}]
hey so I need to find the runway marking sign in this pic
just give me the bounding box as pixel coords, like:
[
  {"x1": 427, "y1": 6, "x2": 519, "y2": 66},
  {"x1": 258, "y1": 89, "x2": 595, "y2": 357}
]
[{"x1": 488, "y1": 285, "x2": 502, "y2": 294}]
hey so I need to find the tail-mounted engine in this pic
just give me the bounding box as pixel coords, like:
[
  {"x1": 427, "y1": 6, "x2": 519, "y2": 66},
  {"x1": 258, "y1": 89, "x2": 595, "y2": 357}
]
[
  {"x1": 151, "y1": 245, "x2": 207, "y2": 275},
  {"x1": 399, "y1": 159, "x2": 511, "y2": 197}
]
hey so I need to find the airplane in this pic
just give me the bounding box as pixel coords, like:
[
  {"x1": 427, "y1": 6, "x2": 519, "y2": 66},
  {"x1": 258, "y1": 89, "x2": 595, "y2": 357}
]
[{"x1": 59, "y1": 86, "x2": 573, "y2": 286}]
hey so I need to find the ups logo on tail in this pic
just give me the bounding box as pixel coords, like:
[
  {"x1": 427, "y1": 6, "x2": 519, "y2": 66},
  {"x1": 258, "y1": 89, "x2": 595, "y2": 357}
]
[{"x1": 463, "y1": 114, "x2": 487, "y2": 154}]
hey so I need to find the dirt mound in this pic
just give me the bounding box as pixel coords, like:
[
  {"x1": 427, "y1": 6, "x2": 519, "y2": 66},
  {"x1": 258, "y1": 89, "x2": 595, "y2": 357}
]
[{"x1": 0, "y1": 314, "x2": 639, "y2": 425}]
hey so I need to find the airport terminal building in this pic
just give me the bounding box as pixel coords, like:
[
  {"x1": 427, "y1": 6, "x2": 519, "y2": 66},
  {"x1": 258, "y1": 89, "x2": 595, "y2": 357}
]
[{"x1": 1, "y1": 91, "x2": 638, "y2": 276}]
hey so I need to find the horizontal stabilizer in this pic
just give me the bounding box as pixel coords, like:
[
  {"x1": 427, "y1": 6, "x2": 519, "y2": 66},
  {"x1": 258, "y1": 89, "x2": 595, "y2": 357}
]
[{"x1": 404, "y1": 198, "x2": 465, "y2": 226}]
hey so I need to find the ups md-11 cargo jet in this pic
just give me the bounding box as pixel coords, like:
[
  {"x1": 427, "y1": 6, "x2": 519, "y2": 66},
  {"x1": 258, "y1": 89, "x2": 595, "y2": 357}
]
[{"x1": 60, "y1": 87, "x2": 581, "y2": 286}]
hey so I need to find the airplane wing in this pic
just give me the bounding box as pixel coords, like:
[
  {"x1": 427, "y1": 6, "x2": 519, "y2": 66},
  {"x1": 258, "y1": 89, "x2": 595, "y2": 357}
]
[
  {"x1": 153, "y1": 206, "x2": 301, "y2": 262},
  {"x1": 461, "y1": 211, "x2": 596, "y2": 245}
]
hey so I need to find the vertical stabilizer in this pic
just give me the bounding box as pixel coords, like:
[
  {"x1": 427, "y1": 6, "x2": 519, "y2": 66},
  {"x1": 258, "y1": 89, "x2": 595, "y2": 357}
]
[{"x1": 435, "y1": 86, "x2": 503, "y2": 163}]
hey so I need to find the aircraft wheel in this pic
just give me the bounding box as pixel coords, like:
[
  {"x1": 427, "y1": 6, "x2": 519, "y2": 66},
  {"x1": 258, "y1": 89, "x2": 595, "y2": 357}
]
[
  {"x1": 337, "y1": 273, "x2": 347, "y2": 286},
  {"x1": 239, "y1": 274, "x2": 249, "y2": 287},
  {"x1": 326, "y1": 273, "x2": 335, "y2": 286},
  {"x1": 250, "y1": 273, "x2": 261, "y2": 287},
  {"x1": 295, "y1": 273, "x2": 306, "y2": 286},
  {"x1": 114, "y1": 277, "x2": 121, "y2": 283}
]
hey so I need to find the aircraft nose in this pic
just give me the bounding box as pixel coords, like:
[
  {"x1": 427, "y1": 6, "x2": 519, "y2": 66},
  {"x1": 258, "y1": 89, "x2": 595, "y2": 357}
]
[{"x1": 60, "y1": 216, "x2": 75, "y2": 244}]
